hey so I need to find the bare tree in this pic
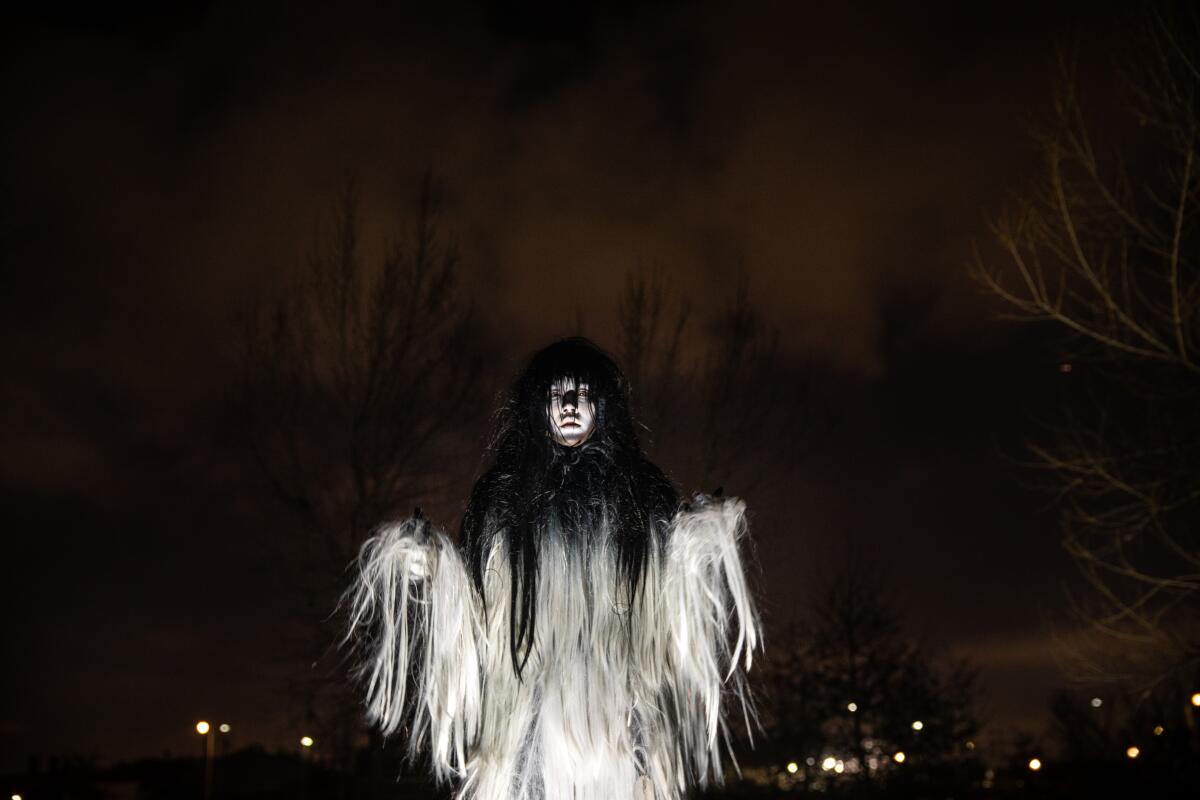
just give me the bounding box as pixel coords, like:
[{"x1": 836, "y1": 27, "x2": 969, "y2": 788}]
[
  {"x1": 616, "y1": 267, "x2": 690, "y2": 455},
  {"x1": 972, "y1": 8, "x2": 1200, "y2": 702},
  {"x1": 237, "y1": 174, "x2": 484, "y2": 777},
  {"x1": 750, "y1": 559, "x2": 980, "y2": 794},
  {"x1": 616, "y1": 266, "x2": 797, "y2": 492}
]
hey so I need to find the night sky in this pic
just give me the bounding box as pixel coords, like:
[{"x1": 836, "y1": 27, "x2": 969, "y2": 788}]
[{"x1": 2, "y1": 1, "x2": 1131, "y2": 772}]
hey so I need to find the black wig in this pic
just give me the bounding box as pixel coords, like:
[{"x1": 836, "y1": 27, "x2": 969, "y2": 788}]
[{"x1": 461, "y1": 337, "x2": 678, "y2": 676}]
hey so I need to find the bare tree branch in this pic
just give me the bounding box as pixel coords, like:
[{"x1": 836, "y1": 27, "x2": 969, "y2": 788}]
[
  {"x1": 234, "y1": 174, "x2": 485, "y2": 769},
  {"x1": 972, "y1": 7, "x2": 1200, "y2": 695}
]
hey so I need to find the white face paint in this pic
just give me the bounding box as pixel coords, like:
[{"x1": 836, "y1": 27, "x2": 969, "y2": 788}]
[{"x1": 547, "y1": 377, "x2": 596, "y2": 447}]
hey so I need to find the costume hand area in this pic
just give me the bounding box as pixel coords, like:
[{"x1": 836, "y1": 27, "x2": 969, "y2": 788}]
[
  {"x1": 684, "y1": 487, "x2": 724, "y2": 511},
  {"x1": 403, "y1": 537, "x2": 434, "y2": 580},
  {"x1": 403, "y1": 510, "x2": 437, "y2": 579},
  {"x1": 355, "y1": 512, "x2": 439, "y2": 582}
]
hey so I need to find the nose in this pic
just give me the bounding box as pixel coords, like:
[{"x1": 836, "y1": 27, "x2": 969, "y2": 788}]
[{"x1": 561, "y1": 389, "x2": 578, "y2": 411}]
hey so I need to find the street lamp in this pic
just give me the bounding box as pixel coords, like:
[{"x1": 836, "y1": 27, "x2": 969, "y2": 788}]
[
  {"x1": 847, "y1": 701, "x2": 858, "y2": 713},
  {"x1": 196, "y1": 720, "x2": 214, "y2": 800},
  {"x1": 1191, "y1": 692, "x2": 1200, "y2": 707},
  {"x1": 298, "y1": 735, "x2": 315, "y2": 800},
  {"x1": 786, "y1": 762, "x2": 798, "y2": 774},
  {"x1": 893, "y1": 752, "x2": 906, "y2": 764},
  {"x1": 1126, "y1": 746, "x2": 1140, "y2": 759},
  {"x1": 911, "y1": 720, "x2": 923, "y2": 731},
  {"x1": 219, "y1": 723, "x2": 231, "y2": 734},
  {"x1": 1028, "y1": 758, "x2": 1042, "y2": 771}
]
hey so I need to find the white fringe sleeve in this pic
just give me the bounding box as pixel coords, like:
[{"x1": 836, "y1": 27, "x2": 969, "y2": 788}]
[
  {"x1": 662, "y1": 495, "x2": 761, "y2": 786},
  {"x1": 344, "y1": 516, "x2": 482, "y2": 782}
]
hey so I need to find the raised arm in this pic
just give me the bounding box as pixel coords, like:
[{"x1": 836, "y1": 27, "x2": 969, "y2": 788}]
[
  {"x1": 344, "y1": 515, "x2": 482, "y2": 782},
  {"x1": 661, "y1": 495, "x2": 761, "y2": 785}
]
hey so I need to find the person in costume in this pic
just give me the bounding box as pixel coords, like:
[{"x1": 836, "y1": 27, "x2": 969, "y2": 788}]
[{"x1": 346, "y1": 337, "x2": 759, "y2": 800}]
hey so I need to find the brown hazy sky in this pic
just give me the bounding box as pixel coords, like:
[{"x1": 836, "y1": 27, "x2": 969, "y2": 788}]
[{"x1": 1, "y1": 0, "x2": 1131, "y2": 771}]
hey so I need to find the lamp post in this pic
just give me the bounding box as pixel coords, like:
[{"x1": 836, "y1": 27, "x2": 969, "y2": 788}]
[
  {"x1": 196, "y1": 721, "x2": 214, "y2": 800},
  {"x1": 217, "y1": 723, "x2": 232, "y2": 758},
  {"x1": 299, "y1": 736, "x2": 315, "y2": 800}
]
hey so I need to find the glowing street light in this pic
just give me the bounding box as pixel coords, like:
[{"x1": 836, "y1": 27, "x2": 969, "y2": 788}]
[
  {"x1": 1126, "y1": 746, "x2": 1140, "y2": 759},
  {"x1": 219, "y1": 723, "x2": 231, "y2": 734},
  {"x1": 965, "y1": 741, "x2": 976, "y2": 751},
  {"x1": 300, "y1": 736, "x2": 314, "y2": 748},
  {"x1": 893, "y1": 752, "x2": 906, "y2": 763},
  {"x1": 911, "y1": 720, "x2": 924, "y2": 731},
  {"x1": 14, "y1": 794, "x2": 25, "y2": 800},
  {"x1": 847, "y1": 701, "x2": 858, "y2": 713},
  {"x1": 821, "y1": 756, "x2": 836, "y2": 771},
  {"x1": 786, "y1": 762, "x2": 798, "y2": 774},
  {"x1": 833, "y1": 761, "x2": 844, "y2": 774},
  {"x1": 1028, "y1": 758, "x2": 1042, "y2": 771},
  {"x1": 1191, "y1": 692, "x2": 1200, "y2": 707},
  {"x1": 1153, "y1": 725, "x2": 1164, "y2": 736},
  {"x1": 1090, "y1": 697, "x2": 1103, "y2": 708},
  {"x1": 196, "y1": 720, "x2": 215, "y2": 800}
]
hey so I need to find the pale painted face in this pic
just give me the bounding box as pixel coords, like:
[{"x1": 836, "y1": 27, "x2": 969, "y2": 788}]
[{"x1": 547, "y1": 376, "x2": 596, "y2": 447}]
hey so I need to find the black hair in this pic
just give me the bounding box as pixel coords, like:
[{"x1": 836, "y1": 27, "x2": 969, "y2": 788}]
[{"x1": 461, "y1": 337, "x2": 678, "y2": 677}]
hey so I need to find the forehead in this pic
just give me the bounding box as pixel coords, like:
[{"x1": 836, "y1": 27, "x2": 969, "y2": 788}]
[{"x1": 549, "y1": 374, "x2": 591, "y2": 389}]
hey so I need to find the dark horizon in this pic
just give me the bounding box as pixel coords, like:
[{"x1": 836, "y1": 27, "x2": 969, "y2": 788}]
[{"x1": 1, "y1": 0, "x2": 1144, "y2": 774}]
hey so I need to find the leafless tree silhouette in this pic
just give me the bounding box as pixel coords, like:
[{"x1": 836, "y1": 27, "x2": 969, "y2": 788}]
[
  {"x1": 972, "y1": 7, "x2": 1200, "y2": 707},
  {"x1": 749, "y1": 558, "x2": 980, "y2": 793},
  {"x1": 237, "y1": 173, "x2": 485, "y2": 782},
  {"x1": 616, "y1": 266, "x2": 798, "y2": 493}
]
